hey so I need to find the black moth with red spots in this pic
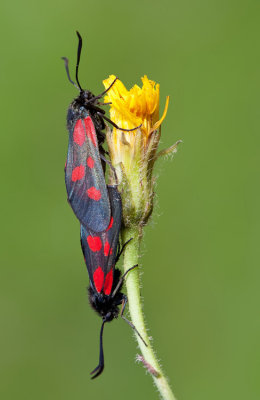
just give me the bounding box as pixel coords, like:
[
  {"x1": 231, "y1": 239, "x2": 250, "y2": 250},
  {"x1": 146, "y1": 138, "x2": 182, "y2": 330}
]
[
  {"x1": 63, "y1": 32, "x2": 116, "y2": 232},
  {"x1": 81, "y1": 186, "x2": 128, "y2": 379},
  {"x1": 63, "y1": 32, "x2": 140, "y2": 232}
]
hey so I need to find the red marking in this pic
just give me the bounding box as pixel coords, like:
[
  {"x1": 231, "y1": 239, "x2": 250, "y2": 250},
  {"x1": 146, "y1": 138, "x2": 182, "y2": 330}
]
[
  {"x1": 84, "y1": 117, "x2": 97, "y2": 147},
  {"x1": 110, "y1": 248, "x2": 113, "y2": 255},
  {"x1": 106, "y1": 217, "x2": 114, "y2": 231},
  {"x1": 87, "y1": 156, "x2": 94, "y2": 168},
  {"x1": 104, "y1": 269, "x2": 113, "y2": 295},
  {"x1": 87, "y1": 187, "x2": 101, "y2": 201},
  {"x1": 104, "y1": 241, "x2": 110, "y2": 256},
  {"x1": 87, "y1": 236, "x2": 102, "y2": 252},
  {"x1": 73, "y1": 120, "x2": 85, "y2": 146},
  {"x1": 93, "y1": 267, "x2": 104, "y2": 293},
  {"x1": 71, "y1": 165, "x2": 85, "y2": 182}
]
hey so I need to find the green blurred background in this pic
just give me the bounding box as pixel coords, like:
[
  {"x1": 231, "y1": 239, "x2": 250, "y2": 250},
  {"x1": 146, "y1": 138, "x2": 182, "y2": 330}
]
[{"x1": 1, "y1": 0, "x2": 259, "y2": 399}]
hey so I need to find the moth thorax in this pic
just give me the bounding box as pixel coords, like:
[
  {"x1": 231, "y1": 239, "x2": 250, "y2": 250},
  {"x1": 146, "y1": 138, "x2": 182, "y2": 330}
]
[{"x1": 81, "y1": 90, "x2": 95, "y2": 102}]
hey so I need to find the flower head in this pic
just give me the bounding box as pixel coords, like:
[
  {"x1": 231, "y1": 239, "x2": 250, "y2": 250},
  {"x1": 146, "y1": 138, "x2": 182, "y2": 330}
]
[
  {"x1": 103, "y1": 75, "x2": 169, "y2": 148},
  {"x1": 103, "y1": 75, "x2": 179, "y2": 227}
]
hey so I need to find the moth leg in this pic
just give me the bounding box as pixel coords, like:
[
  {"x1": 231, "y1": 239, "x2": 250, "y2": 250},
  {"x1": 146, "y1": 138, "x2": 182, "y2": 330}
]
[
  {"x1": 120, "y1": 296, "x2": 148, "y2": 347},
  {"x1": 115, "y1": 238, "x2": 133, "y2": 263},
  {"x1": 99, "y1": 154, "x2": 117, "y2": 182},
  {"x1": 96, "y1": 112, "x2": 142, "y2": 132},
  {"x1": 112, "y1": 264, "x2": 138, "y2": 297},
  {"x1": 88, "y1": 104, "x2": 106, "y2": 114},
  {"x1": 97, "y1": 102, "x2": 112, "y2": 106}
]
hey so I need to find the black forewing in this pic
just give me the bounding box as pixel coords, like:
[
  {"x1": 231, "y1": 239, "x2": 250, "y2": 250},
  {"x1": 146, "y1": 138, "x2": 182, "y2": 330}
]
[
  {"x1": 65, "y1": 113, "x2": 110, "y2": 232},
  {"x1": 80, "y1": 186, "x2": 122, "y2": 293}
]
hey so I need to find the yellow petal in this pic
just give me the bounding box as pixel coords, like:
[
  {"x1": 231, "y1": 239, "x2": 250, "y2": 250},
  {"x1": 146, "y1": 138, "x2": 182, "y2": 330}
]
[{"x1": 150, "y1": 96, "x2": 169, "y2": 134}]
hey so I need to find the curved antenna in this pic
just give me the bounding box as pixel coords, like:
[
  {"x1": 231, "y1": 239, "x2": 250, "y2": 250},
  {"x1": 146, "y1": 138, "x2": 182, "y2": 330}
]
[
  {"x1": 90, "y1": 320, "x2": 106, "y2": 379},
  {"x1": 85, "y1": 77, "x2": 118, "y2": 105},
  {"x1": 61, "y1": 57, "x2": 79, "y2": 90},
  {"x1": 75, "y1": 31, "x2": 83, "y2": 92}
]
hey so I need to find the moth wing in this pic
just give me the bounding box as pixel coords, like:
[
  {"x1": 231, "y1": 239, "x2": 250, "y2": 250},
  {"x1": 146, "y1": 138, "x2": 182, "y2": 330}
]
[
  {"x1": 80, "y1": 186, "x2": 122, "y2": 296},
  {"x1": 102, "y1": 186, "x2": 122, "y2": 275},
  {"x1": 80, "y1": 224, "x2": 105, "y2": 292},
  {"x1": 65, "y1": 116, "x2": 110, "y2": 232}
]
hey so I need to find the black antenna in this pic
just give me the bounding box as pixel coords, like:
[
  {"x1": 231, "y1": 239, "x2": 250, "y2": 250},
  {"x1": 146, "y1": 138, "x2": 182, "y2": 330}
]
[
  {"x1": 85, "y1": 77, "x2": 118, "y2": 105},
  {"x1": 75, "y1": 31, "x2": 83, "y2": 91},
  {"x1": 61, "y1": 57, "x2": 79, "y2": 90},
  {"x1": 90, "y1": 320, "x2": 106, "y2": 379}
]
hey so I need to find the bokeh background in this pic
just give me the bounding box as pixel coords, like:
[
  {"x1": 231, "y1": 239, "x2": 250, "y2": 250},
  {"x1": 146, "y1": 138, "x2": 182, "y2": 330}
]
[{"x1": 1, "y1": 0, "x2": 259, "y2": 399}]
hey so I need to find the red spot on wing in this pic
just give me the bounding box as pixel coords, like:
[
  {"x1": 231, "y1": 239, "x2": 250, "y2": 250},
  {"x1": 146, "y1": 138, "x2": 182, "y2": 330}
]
[
  {"x1": 87, "y1": 187, "x2": 101, "y2": 201},
  {"x1": 87, "y1": 156, "x2": 94, "y2": 168},
  {"x1": 104, "y1": 241, "x2": 110, "y2": 256},
  {"x1": 106, "y1": 217, "x2": 114, "y2": 231},
  {"x1": 104, "y1": 269, "x2": 113, "y2": 295},
  {"x1": 84, "y1": 117, "x2": 97, "y2": 147},
  {"x1": 87, "y1": 236, "x2": 102, "y2": 252},
  {"x1": 73, "y1": 120, "x2": 85, "y2": 146},
  {"x1": 71, "y1": 165, "x2": 85, "y2": 182},
  {"x1": 110, "y1": 248, "x2": 113, "y2": 255},
  {"x1": 93, "y1": 266, "x2": 104, "y2": 293}
]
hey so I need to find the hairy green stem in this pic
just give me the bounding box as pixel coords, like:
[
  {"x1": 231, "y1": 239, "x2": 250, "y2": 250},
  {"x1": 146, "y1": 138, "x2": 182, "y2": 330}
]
[{"x1": 121, "y1": 226, "x2": 177, "y2": 400}]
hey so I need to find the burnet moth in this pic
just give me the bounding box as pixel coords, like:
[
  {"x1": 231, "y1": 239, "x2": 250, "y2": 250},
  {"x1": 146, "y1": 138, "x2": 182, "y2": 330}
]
[
  {"x1": 62, "y1": 32, "x2": 139, "y2": 232},
  {"x1": 81, "y1": 186, "x2": 147, "y2": 379}
]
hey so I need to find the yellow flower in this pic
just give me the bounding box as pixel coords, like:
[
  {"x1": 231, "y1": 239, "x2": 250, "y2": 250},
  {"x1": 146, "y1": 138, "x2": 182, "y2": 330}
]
[
  {"x1": 103, "y1": 75, "x2": 179, "y2": 228},
  {"x1": 103, "y1": 75, "x2": 169, "y2": 148}
]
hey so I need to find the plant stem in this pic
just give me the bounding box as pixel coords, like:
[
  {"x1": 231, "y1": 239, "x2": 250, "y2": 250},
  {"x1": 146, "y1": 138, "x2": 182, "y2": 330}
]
[{"x1": 121, "y1": 226, "x2": 177, "y2": 400}]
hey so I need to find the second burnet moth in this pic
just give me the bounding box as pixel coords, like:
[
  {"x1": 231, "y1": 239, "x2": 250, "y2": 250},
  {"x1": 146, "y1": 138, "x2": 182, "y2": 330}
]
[
  {"x1": 81, "y1": 186, "x2": 147, "y2": 379},
  {"x1": 62, "y1": 32, "x2": 139, "y2": 232}
]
